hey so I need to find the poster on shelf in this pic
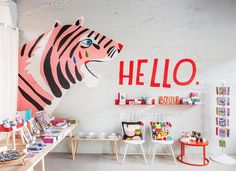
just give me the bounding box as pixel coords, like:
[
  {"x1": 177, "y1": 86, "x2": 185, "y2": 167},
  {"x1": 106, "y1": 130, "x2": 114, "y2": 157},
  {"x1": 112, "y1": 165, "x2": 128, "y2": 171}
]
[
  {"x1": 219, "y1": 140, "x2": 226, "y2": 148},
  {"x1": 219, "y1": 118, "x2": 227, "y2": 127},
  {"x1": 216, "y1": 107, "x2": 230, "y2": 116},
  {"x1": 217, "y1": 97, "x2": 230, "y2": 106},
  {"x1": 216, "y1": 87, "x2": 230, "y2": 95}
]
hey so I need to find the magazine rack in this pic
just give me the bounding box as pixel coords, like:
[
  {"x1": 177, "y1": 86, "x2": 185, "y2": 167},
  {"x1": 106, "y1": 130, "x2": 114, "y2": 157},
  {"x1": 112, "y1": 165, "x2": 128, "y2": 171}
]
[{"x1": 210, "y1": 83, "x2": 236, "y2": 164}]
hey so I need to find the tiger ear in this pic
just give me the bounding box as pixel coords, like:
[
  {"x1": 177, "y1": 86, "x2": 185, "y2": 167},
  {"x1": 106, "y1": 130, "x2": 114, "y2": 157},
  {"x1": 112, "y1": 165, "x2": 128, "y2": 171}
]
[
  {"x1": 54, "y1": 20, "x2": 62, "y2": 28},
  {"x1": 75, "y1": 17, "x2": 84, "y2": 26}
]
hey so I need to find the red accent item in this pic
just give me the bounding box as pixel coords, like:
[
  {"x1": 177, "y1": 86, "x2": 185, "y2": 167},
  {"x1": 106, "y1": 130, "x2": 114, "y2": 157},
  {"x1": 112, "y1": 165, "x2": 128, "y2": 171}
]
[
  {"x1": 150, "y1": 59, "x2": 160, "y2": 87},
  {"x1": 163, "y1": 59, "x2": 171, "y2": 88},
  {"x1": 118, "y1": 43, "x2": 123, "y2": 51},
  {"x1": 115, "y1": 99, "x2": 156, "y2": 105},
  {"x1": 42, "y1": 137, "x2": 56, "y2": 144},
  {"x1": 79, "y1": 51, "x2": 83, "y2": 59},
  {"x1": 0, "y1": 123, "x2": 25, "y2": 132},
  {"x1": 51, "y1": 119, "x2": 67, "y2": 126},
  {"x1": 119, "y1": 61, "x2": 134, "y2": 85},
  {"x1": 173, "y1": 58, "x2": 197, "y2": 86},
  {"x1": 177, "y1": 139, "x2": 209, "y2": 166},
  {"x1": 136, "y1": 59, "x2": 148, "y2": 85}
]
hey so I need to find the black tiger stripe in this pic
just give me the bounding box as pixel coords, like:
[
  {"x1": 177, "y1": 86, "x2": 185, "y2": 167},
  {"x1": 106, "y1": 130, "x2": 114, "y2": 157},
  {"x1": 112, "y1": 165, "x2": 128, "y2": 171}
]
[
  {"x1": 69, "y1": 42, "x2": 80, "y2": 58},
  {"x1": 28, "y1": 33, "x2": 44, "y2": 57},
  {"x1": 87, "y1": 31, "x2": 94, "y2": 37},
  {"x1": 44, "y1": 46, "x2": 62, "y2": 97},
  {"x1": 57, "y1": 62, "x2": 70, "y2": 89},
  {"x1": 75, "y1": 66, "x2": 82, "y2": 81},
  {"x1": 94, "y1": 33, "x2": 99, "y2": 40},
  {"x1": 98, "y1": 36, "x2": 106, "y2": 44},
  {"x1": 104, "y1": 39, "x2": 113, "y2": 48},
  {"x1": 18, "y1": 74, "x2": 51, "y2": 105},
  {"x1": 21, "y1": 44, "x2": 26, "y2": 56},
  {"x1": 57, "y1": 26, "x2": 81, "y2": 51},
  {"x1": 53, "y1": 25, "x2": 71, "y2": 45},
  {"x1": 59, "y1": 28, "x2": 89, "y2": 58},
  {"x1": 65, "y1": 61, "x2": 76, "y2": 84},
  {"x1": 18, "y1": 86, "x2": 44, "y2": 110},
  {"x1": 107, "y1": 46, "x2": 114, "y2": 54},
  {"x1": 110, "y1": 49, "x2": 116, "y2": 58}
]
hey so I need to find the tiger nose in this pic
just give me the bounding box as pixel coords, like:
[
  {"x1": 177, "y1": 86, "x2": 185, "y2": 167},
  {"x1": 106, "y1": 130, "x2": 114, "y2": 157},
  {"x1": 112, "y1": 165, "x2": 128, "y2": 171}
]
[{"x1": 118, "y1": 43, "x2": 123, "y2": 51}]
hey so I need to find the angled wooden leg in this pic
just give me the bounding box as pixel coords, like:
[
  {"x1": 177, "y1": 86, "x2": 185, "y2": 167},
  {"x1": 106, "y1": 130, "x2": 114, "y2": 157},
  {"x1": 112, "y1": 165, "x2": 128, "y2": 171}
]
[
  {"x1": 20, "y1": 129, "x2": 25, "y2": 145},
  {"x1": 40, "y1": 157, "x2": 45, "y2": 171},
  {"x1": 71, "y1": 139, "x2": 75, "y2": 159},
  {"x1": 72, "y1": 140, "x2": 76, "y2": 160},
  {"x1": 12, "y1": 131, "x2": 16, "y2": 150},
  {"x1": 75, "y1": 141, "x2": 79, "y2": 156},
  {"x1": 6, "y1": 132, "x2": 11, "y2": 148}
]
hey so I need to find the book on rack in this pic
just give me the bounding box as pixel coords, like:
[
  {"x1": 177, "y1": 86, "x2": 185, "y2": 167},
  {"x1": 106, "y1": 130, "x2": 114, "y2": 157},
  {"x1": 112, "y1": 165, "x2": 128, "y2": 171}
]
[{"x1": 34, "y1": 111, "x2": 51, "y2": 131}]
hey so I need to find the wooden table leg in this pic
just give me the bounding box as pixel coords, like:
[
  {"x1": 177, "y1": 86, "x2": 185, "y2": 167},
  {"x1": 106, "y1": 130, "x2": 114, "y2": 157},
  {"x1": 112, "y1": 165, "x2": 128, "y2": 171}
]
[
  {"x1": 20, "y1": 129, "x2": 25, "y2": 145},
  {"x1": 114, "y1": 141, "x2": 119, "y2": 161},
  {"x1": 75, "y1": 141, "x2": 79, "y2": 156},
  {"x1": 72, "y1": 140, "x2": 76, "y2": 160},
  {"x1": 71, "y1": 139, "x2": 75, "y2": 159},
  {"x1": 40, "y1": 157, "x2": 45, "y2": 171},
  {"x1": 12, "y1": 131, "x2": 16, "y2": 150},
  {"x1": 6, "y1": 132, "x2": 11, "y2": 148}
]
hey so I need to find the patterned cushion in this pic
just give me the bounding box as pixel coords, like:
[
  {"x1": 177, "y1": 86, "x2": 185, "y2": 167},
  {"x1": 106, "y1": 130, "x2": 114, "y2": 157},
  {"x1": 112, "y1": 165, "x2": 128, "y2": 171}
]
[
  {"x1": 122, "y1": 121, "x2": 143, "y2": 140},
  {"x1": 150, "y1": 122, "x2": 172, "y2": 141}
]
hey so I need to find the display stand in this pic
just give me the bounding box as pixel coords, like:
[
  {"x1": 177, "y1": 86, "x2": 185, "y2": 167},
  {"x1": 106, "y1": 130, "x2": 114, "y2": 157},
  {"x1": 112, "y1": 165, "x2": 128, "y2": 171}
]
[
  {"x1": 0, "y1": 123, "x2": 27, "y2": 150},
  {"x1": 210, "y1": 84, "x2": 236, "y2": 164}
]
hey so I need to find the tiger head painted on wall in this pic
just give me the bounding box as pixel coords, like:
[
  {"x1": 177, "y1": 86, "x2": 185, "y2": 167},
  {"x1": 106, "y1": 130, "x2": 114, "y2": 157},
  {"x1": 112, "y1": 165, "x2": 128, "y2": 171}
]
[{"x1": 18, "y1": 17, "x2": 123, "y2": 114}]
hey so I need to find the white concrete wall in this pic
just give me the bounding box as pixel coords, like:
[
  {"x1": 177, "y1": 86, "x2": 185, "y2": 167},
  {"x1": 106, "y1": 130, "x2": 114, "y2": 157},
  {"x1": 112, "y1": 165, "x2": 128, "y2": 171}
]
[
  {"x1": 18, "y1": 0, "x2": 236, "y2": 155},
  {"x1": 0, "y1": 0, "x2": 17, "y2": 26}
]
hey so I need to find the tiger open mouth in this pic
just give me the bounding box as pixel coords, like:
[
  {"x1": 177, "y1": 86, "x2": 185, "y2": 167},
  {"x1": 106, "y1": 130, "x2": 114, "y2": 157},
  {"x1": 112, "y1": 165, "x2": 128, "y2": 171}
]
[
  {"x1": 84, "y1": 60, "x2": 104, "y2": 79},
  {"x1": 84, "y1": 48, "x2": 120, "y2": 79}
]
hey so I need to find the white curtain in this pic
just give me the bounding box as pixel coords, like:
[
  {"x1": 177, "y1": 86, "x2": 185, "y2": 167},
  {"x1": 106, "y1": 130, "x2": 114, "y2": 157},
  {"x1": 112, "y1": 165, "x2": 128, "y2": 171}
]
[{"x1": 0, "y1": 23, "x2": 19, "y2": 122}]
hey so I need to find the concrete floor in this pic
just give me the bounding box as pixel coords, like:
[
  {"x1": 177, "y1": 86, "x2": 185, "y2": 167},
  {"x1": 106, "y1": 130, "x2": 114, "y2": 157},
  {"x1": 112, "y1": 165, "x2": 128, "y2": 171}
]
[{"x1": 36, "y1": 153, "x2": 236, "y2": 171}]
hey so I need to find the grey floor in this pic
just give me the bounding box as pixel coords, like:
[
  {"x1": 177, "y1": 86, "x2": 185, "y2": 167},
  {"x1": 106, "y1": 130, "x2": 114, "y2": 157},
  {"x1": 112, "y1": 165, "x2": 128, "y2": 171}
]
[{"x1": 35, "y1": 153, "x2": 236, "y2": 171}]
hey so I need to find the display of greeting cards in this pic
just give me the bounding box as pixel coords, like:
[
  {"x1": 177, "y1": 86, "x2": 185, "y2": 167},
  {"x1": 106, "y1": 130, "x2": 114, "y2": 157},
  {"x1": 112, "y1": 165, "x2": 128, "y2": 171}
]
[{"x1": 215, "y1": 86, "x2": 230, "y2": 149}]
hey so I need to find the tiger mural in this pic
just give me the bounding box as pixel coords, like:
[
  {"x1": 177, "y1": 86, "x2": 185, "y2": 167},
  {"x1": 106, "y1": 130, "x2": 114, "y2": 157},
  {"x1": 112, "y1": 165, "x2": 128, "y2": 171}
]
[{"x1": 17, "y1": 17, "x2": 123, "y2": 115}]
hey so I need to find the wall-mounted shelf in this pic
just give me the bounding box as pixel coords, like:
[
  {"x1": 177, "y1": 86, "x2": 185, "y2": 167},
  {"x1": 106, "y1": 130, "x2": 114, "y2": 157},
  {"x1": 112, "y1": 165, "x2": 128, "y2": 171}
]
[
  {"x1": 115, "y1": 99, "x2": 202, "y2": 106},
  {"x1": 115, "y1": 99, "x2": 156, "y2": 105},
  {"x1": 158, "y1": 104, "x2": 202, "y2": 107}
]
